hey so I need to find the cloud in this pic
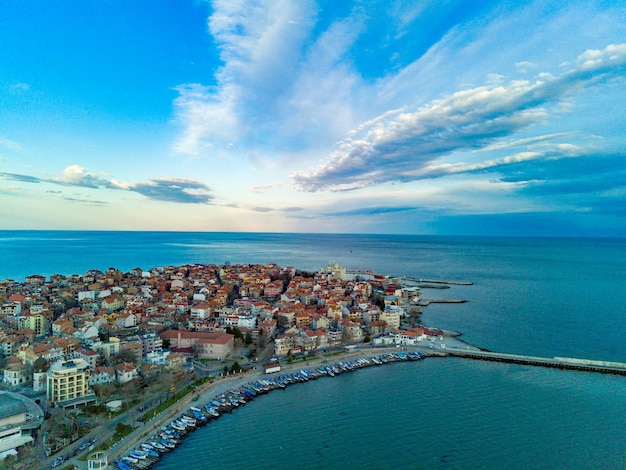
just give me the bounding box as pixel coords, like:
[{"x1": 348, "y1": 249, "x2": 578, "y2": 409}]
[
  {"x1": 129, "y1": 178, "x2": 213, "y2": 204},
  {"x1": 0, "y1": 136, "x2": 22, "y2": 151},
  {"x1": 323, "y1": 206, "x2": 419, "y2": 217},
  {"x1": 172, "y1": 0, "x2": 320, "y2": 157},
  {"x1": 293, "y1": 43, "x2": 626, "y2": 192},
  {"x1": 0, "y1": 166, "x2": 214, "y2": 204},
  {"x1": 52, "y1": 164, "x2": 125, "y2": 189},
  {"x1": 172, "y1": 0, "x2": 372, "y2": 158},
  {"x1": 0, "y1": 171, "x2": 43, "y2": 184},
  {"x1": 46, "y1": 190, "x2": 108, "y2": 205},
  {"x1": 250, "y1": 183, "x2": 283, "y2": 193},
  {"x1": 8, "y1": 83, "x2": 30, "y2": 94}
]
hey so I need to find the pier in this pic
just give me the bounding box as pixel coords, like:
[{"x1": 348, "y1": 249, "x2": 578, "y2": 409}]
[
  {"x1": 419, "y1": 279, "x2": 473, "y2": 285},
  {"x1": 442, "y1": 348, "x2": 626, "y2": 375}
]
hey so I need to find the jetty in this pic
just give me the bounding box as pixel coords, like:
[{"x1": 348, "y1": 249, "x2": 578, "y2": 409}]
[
  {"x1": 419, "y1": 279, "x2": 473, "y2": 285},
  {"x1": 443, "y1": 348, "x2": 626, "y2": 376},
  {"x1": 419, "y1": 298, "x2": 466, "y2": 306}
]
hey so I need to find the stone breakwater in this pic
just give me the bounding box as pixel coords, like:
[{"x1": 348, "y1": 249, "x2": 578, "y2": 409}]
[{"x1": 111, "y1": 351, "x2": 428, "y2": 470}]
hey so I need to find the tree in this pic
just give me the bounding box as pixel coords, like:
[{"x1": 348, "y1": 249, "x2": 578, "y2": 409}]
[
  {"x1": 244, "y1": 331, "x2": 252, "y2": 345},
  {"x1": 364, "y1": 335, "x2": 371, "y2": 343},
  {"x1": 373, "y1": 294, "x2": 385, "y2": 310},
  {"x1": 109, "y1": 348, "x2": 136, "y2": 365},
  {"x1": 162, "y1": 338, "x2": 170, "y2": 349}
]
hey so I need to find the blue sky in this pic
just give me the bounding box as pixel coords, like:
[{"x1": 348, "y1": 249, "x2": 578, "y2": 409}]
[{"x1": 1, "y1": 1, "x2": 625, "y2": 237}]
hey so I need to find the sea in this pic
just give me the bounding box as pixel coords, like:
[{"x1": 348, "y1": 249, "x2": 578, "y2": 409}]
[{"x1": 1, "y1": 231, "x2": 625, "y2": 469}]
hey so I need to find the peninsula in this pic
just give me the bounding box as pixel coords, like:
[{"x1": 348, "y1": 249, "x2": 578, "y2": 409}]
[{"x1": 0, "y1": 261, "x2": 622, "y2": 470}]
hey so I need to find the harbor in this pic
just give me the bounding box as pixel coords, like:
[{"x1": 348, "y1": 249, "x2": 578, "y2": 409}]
[{"x1": 107, "y1": 351, "x2": 429, "y2": 470}]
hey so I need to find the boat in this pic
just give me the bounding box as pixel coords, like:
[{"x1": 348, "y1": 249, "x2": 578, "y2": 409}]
[
  {"x1": 115, "y1": 460, "x2": 133, "y2": 470},
  {"x1": 150, "y1": 441, "x2": 167, "y2": 452},
  {"x1": 140, "y1": 447, "x2": 159, "y2": 458},
  {"x1": 129, "y1": 450, "x2": 148, "y2": 460},
  {"x1": 160, "y1": 439, "x2": 176, "y2": 449},
  {"x1": 170, "y1": 421, "x2": 186, "y2": 432}
]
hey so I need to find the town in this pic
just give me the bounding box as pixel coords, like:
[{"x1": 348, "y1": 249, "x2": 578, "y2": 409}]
[{"x1": 0, "y1": 262, "x2": 445, "y2": 468}]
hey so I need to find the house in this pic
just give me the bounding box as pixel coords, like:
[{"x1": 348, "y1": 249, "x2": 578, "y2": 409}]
[
  {"x1": 74, "y1": 324, "x2": 99, "y2": 342},
  {"x1": 100, "y1": 295, "x2": 124, "y2": 312},
  {"x1": 89, "y1": 366, "x2": 115, "y2": 386},
  {"x1": 3, "y1": 360, "x2": 30, "y2": 388},
  {"x1": 314, "y1": 329, "x2": 329, "y2": 349},
  {"x1": 114, "y1": 362, "x2": 137, "y2": 384},
  {"x1": 274, "y1": 333, "x2": 296, "y2": 356},
  {"x1": 397, "y1": 329, "x2": 424, "y2": 345},
  {"x1": 75, "y1": 346, "x2": 99, "y2": 370},
  {"x1": 113, "y1": 313, "x2": 137, "y2": 329},
  {"x1": 92, "y1": 337, "x2": 120, "y2": 359},
  {"x1": 139, "y1": 363, "x2": 161, "y2": 381},
  {"x1": 190, "y1": 303, "x2": 211, "y2": 320},
  {"x1": 164, "y1": 353, "x2": 186, "y2": 371},
  {"x1": 380, "y1": 311, "x2": 400, "y2": 330},
  {"x1": 137, "y1": 332, "x2": 162, "y2": 355}
]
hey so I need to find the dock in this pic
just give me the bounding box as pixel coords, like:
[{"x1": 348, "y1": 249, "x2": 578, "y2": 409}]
[
  {"x1": 419, "y1": 279, "x2": 473, "y2": 285},
  {"x1": 443, "y1": 348, "x2": 626, "y2": 376},
  {"x1": 418, "y1": 299, "x2": 467, "y2": 306}
]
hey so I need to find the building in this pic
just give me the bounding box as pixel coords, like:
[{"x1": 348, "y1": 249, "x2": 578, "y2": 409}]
[
  {"x1": 17, "y1": 313, "x2": 49, "y2": 337},
  {"x1": 75, "y1": 346, "x2": 99, "y2": 370},
  {"x1": 114, "y1": 363, "x2": 137, "y2": 384},
  {"x1": 159, "y1": 330, "x2": 234, "y2": 359},
  {"x1": 0, "y1": 393, "x2": 35, "y2": 459},
  {"x1": 3, "y1": 360, "x2": 30, "y2": 388},
  {"x1": 46, "y1": 358, "x2": 97, "y2": 409},
  {"x1": 137, "y1": 332, "x2": 162, "y2": 355},
  {"x1": 92, "y1": 337, "x2": 120, "y2": 359}
]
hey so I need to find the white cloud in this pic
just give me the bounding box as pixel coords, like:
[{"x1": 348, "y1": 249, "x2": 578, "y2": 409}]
[
  {"x1": 0, "y1": 135, "x2": 22, "y2": 151},
  {"x1": 293, "y1": 44, "x2": 626, "y2": 191}
]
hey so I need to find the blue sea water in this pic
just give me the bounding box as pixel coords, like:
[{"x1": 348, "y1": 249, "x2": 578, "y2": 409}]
[{"x1": 1, "y1": 231, "x2": 625, "y2": 468}]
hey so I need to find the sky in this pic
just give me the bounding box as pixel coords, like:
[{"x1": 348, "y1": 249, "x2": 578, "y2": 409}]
[{"x1": 1, "y1": 1, "x2": 625, "y2": 237}]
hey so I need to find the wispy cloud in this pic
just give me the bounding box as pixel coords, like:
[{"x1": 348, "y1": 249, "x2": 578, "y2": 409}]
[
  {"x1": 46, "y1": 190, "x2": 108, "y2": 206},
  {"x1": 293, "y1": 43, "x2": 626, "y2": 191},
  {"x1": 130, "y1": 177, "x2": 213, "y2": 204},
  {"x1": 323, "y1": 206, "x2": 419, "y2": 217},
  {"x1": 8, "y1": 82, "x2": 30, "y2": 94},
  {"x1": 0, "y1": 136, "x2": 22, "y2": 151},
  {"x1": 172, "y1": 0, "x2": 371, "y2": 158},
  {"x1": 250, "y1": 183, "x2": 283, "y2": 193},
  {"x1": 0, "y1": 166, "x2": 214, "y2": 205}
]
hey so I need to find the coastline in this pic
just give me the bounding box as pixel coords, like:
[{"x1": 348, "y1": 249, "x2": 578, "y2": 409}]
[{"x1": 103, "y1": 345, "x2": 452, "y2": 469}]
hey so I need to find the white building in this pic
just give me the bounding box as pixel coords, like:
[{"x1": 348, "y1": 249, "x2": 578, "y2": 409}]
[{"x1": 0, "y1": 393, "x2": 34, "y2": 459}]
